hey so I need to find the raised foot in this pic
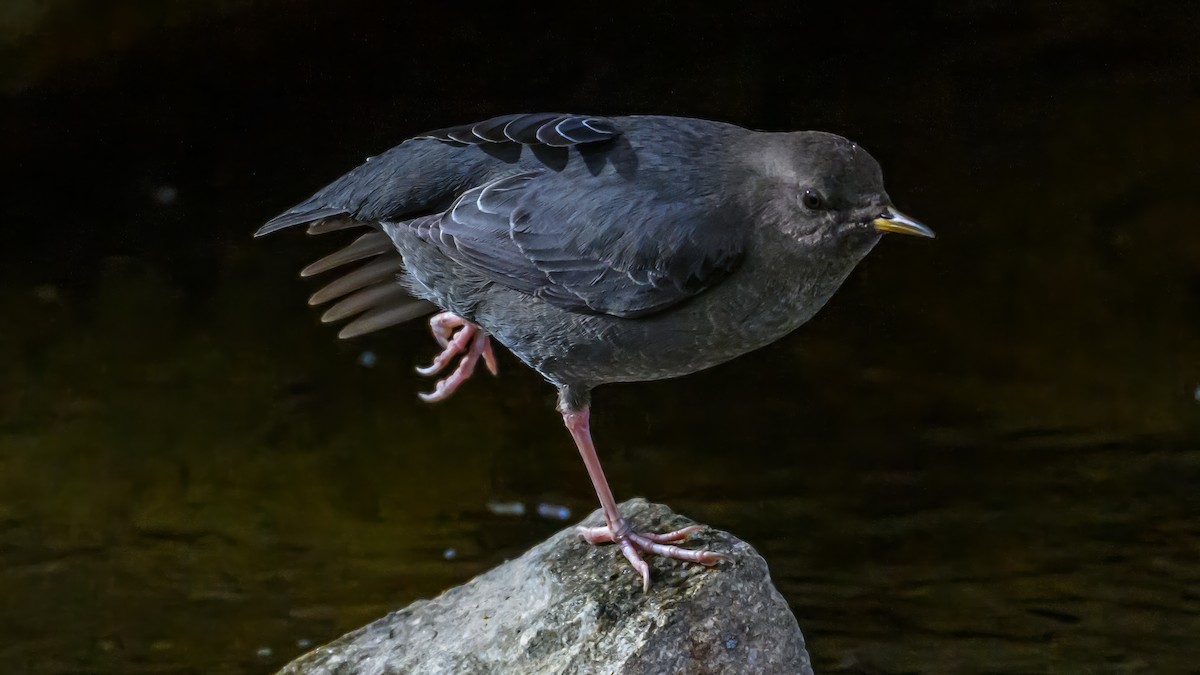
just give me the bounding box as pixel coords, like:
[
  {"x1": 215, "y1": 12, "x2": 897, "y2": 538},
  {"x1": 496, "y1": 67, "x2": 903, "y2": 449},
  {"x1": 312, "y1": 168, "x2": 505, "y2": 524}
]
[
  {"x1": 416, "y1": 312, "x2": 498, "y2": 402},
  {"x1": 578, "y1": 521, "x2": 731, "y2": 592}
]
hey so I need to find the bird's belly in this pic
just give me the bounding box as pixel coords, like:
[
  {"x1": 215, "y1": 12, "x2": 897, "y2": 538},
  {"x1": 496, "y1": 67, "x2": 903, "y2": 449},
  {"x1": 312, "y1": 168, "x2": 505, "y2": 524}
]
[
  {"x1": 480, "y1": 272, "x2": 844, "y2": 387},
  {"x1": 577, "y1": 297, "x2": 823, "y2": 383},
  {"x1": 470, "y1": 232, "x2": 874, "y2": 389}
]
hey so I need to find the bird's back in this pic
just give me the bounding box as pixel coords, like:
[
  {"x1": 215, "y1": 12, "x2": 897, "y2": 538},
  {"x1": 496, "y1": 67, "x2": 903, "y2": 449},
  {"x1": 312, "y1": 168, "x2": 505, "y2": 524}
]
[{"x1": 259, "y1": 115, "x2": 746, "y2": 235}]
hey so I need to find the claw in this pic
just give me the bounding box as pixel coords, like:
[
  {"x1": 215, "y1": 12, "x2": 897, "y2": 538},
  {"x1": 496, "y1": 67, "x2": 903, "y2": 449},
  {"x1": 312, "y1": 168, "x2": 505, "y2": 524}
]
[
  {"x1": 416, "y1": 313, "x2": 498, "y2": 402},
  {"x1": 429, "y1": 312, "x2": 460, "y2": 348},
  {"x1": 415, "y1": 322, "x2": 475, "y2": 376},
  {"x1": 480, "y1": 340, "x2": 499, "y2": 376},
  {"x1": 577, "y1": 520, "x2": 730, "y2": 591}
]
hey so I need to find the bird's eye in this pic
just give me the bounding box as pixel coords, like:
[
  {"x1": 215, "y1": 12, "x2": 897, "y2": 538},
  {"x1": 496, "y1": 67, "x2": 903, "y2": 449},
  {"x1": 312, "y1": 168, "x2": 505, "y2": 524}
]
[{"x1": 801, "y1": 189, "x2": 824, "y2": 210}]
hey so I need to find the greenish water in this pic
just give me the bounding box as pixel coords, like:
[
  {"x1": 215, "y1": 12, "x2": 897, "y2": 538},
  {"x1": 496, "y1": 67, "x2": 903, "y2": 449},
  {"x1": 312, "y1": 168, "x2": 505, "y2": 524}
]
[{"x1": 4, "y1": 2, "x2": 1200, "y2": 673}]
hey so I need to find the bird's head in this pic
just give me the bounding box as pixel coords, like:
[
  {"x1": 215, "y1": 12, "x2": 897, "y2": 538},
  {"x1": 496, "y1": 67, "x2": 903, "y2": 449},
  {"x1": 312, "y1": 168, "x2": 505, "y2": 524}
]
[{"x1": 746, "y1": 130, "x2": 934, "y2": 253}]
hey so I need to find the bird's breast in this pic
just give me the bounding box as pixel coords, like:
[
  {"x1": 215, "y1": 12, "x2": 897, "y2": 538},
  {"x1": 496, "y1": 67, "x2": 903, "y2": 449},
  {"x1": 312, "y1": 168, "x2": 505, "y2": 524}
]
[{"x1": 486, "y1": 258, "x2": 859, "y2": 387}]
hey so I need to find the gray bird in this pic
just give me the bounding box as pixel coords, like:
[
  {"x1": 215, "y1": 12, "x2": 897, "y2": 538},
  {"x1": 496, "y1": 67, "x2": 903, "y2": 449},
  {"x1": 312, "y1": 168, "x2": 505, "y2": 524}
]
[{"x1": 256, "y1": 113, "x2": 934, "y2": 591}]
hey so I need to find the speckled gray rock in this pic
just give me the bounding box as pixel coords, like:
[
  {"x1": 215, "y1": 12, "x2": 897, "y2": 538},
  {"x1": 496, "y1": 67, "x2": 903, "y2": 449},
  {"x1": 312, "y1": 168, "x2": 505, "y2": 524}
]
[{"x1": 278, "y1": 499, "x2": 812, "y2": 675}]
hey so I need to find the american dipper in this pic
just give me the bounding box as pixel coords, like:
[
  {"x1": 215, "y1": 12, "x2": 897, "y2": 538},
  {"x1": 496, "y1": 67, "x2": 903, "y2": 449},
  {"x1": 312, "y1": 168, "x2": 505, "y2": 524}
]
[{"x1": 256, "y1": 113, "x2": 934, "y2": 591}]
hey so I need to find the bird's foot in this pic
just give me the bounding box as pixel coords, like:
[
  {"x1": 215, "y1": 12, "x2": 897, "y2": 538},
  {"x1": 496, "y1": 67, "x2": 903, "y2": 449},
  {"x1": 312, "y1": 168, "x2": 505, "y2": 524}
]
[
  {"x1": 578, "y1": 519, "x2": 731, "y2": 592},
  {"x1": 416, "y1": 312, "x2": 498, "y2": 402}
]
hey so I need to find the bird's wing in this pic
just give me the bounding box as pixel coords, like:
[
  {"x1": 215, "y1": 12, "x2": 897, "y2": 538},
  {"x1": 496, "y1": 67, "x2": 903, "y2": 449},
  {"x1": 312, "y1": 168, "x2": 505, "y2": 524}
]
[
  {"x1": 416, "y1": 166, "x2": 745, "y2": 318},
  {"x1": 254, "y1": 114, "x2": 624, "y2": 336},
  {"x1": 257, "y1": 113, "x2": 741, "y2": 322},
  {"x1": 255, "y1": 113, "x2": 620, "y2": 236}
]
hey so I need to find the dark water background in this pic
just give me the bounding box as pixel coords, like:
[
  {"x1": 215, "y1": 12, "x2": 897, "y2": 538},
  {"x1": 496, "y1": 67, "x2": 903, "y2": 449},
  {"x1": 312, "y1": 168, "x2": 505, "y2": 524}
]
[{"x1": 3, "y1": 2, "x2": 1199, "y2": 673}]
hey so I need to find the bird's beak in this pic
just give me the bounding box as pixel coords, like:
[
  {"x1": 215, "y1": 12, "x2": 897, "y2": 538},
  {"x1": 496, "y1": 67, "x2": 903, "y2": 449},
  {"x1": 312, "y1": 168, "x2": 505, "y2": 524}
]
[{"x1": 873, "y1": 209, "x2": 935, "y2": 238}]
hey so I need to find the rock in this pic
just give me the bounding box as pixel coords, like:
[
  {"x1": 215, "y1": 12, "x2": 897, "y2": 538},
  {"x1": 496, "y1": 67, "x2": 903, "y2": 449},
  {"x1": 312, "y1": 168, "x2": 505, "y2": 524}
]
[{"x1": 278, "y1": 499, "x2": 812, "y2": 675}]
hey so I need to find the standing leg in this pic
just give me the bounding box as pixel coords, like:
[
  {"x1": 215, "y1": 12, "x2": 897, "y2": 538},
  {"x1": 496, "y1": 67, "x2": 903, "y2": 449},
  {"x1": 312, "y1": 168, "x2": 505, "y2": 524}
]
[{"x1": 561, "y1": 405, "x2": 729, "y2": 592}]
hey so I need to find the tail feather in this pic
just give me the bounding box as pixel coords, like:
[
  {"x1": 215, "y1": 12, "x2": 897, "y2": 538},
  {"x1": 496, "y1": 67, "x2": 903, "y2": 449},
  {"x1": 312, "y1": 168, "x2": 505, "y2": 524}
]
[
  {"x1": 259, "y1": 211, "x2": 437, "y2": 338},
  {"x1": 301, "y1": 231, "x2": 393, "y2": 277},
  {"x1": 320, "y1": 283, "x2": 412, "y2": 323},
  {"x1": 307, "y1": 256, "x2": 406, "y2": 306},
  {"x1": 306, "y1": 216, "x2": 363, "y2": 236},
  {"x1": 338, "y1": 301, "x2": 437, "y2": 339}
]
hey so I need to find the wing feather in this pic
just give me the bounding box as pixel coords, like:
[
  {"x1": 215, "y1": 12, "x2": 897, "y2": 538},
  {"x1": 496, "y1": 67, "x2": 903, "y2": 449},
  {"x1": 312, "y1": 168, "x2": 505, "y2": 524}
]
[
  {"x1": 417, "y1": 113, "x2": 618, "y2": 148},
  {"x1": 258, "y1": 113, "x2": 738, "y2": 323},
  {"x1": 417, "y1": 168, "x2": 743, "y2": 318}
]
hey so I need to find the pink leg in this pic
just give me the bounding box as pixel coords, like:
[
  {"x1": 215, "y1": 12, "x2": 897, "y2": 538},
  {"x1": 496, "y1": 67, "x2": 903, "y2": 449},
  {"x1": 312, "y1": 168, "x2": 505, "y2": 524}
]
[
  {"x1": 563, "y1": 407, "x2": 729, "y2": 592},
  {"x1": 416, "y1": 312, "x2": 498, "y2": 402}
]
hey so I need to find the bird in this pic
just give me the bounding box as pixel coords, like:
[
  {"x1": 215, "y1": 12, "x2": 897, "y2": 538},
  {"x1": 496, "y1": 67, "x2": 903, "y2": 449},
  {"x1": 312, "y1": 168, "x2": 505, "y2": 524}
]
[{"x1": 255, "y1": 113, "x2": 934, "y2": 592}]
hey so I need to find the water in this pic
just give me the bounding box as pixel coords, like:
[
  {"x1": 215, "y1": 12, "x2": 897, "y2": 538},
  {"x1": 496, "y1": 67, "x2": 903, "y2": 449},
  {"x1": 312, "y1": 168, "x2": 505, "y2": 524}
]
[
  {"x1": 3, "y1": 2, "x2": 1199, "y2": 673},
  {"x1": 3, "y1": 262, "x2": 1196, "y2": 673}
]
